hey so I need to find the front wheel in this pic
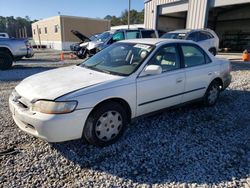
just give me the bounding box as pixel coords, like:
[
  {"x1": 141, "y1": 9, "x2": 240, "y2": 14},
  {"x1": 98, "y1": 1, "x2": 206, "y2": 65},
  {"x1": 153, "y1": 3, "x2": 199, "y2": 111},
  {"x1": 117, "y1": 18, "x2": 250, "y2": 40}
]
[
  {"x1": 83, "y1": 101, "x2": 128, "y2": 146},
  {"x1": 204, "y1": 81, "x2": 220, "y2": 106}
]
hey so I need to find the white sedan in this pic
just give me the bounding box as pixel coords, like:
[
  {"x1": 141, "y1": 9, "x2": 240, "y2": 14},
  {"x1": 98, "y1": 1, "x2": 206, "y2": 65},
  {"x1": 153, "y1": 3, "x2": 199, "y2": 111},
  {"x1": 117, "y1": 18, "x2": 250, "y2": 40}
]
[{"x1": 9, "y1": 39, "x2": 231, "y2": 146}]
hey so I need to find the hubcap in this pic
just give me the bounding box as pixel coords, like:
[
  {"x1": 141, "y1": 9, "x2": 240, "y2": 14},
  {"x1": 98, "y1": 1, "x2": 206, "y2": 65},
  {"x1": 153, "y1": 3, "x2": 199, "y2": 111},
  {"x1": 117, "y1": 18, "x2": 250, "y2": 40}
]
[
  {"x1": 208, "y1": 85, "x2": 219, "y2": 104},
  {"x1": 95, "y1": 111, "x2": 122, "y2": 141}
]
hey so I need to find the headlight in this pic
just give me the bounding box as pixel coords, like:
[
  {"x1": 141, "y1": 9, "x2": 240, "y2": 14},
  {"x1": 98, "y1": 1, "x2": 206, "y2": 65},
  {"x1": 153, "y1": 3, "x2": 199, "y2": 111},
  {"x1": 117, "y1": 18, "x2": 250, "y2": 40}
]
[{"x1": 32, "y1": 100, "x2": 78, "y2": 114}]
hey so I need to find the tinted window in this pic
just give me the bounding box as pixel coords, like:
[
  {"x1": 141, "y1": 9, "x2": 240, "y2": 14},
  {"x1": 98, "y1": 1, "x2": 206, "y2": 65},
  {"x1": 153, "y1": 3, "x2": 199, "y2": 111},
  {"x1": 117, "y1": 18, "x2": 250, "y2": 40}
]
[
  {"x1": 141, "y1": 30, "x2": 156, "y2": 38},
  {"x1": 198, "y1": 32, "x2": 210, "y2": 41},
  {"x1": 95, "y1": 32, "x2": 112, "y2": 42},
  {"x1": 161, "y1": 33, "x2": 186, "y2": 39},
  {"x1": 186, "y1": 32, "x2": 199, "y2": 42},
  {"x1": 181, "y1": 45, "x2": 206, "y2": 67},
  {"x1": 148, "y1": 46, "x2": 180, "y2": 72},
  {"x1": 125, "y1": 31, "x2": 141, "y2": 39},
  {"x1": 112, "y1": 32, "x2": 125, "y2": 41}
]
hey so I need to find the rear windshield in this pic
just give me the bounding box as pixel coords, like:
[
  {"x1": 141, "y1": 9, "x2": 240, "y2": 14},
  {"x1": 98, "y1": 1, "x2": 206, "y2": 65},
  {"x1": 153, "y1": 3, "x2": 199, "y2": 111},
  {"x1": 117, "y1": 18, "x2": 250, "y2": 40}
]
[{"x1": 141, "y1": 30, "x2": 156, "y2": 38}]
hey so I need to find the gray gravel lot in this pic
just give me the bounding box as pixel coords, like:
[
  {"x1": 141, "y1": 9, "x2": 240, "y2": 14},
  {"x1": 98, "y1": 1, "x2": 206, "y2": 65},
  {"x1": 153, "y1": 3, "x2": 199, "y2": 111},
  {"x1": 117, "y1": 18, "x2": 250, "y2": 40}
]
[{"x1": 0, "y1": 55, "x2": 250, "y2": 187}]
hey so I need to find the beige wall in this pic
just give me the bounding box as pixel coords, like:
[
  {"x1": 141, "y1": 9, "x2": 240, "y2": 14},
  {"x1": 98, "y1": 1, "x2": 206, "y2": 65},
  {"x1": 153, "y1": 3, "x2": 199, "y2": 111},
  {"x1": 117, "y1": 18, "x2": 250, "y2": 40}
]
[
  {"x1": 31, "y1": 15, "x2": 110, "y2": 50},
  {"x1": 62, "y1": 16, "x2": 110, "y2": 42},
  {"x1": 32, "y1": 16, "x2": 62, "y2": 42}
]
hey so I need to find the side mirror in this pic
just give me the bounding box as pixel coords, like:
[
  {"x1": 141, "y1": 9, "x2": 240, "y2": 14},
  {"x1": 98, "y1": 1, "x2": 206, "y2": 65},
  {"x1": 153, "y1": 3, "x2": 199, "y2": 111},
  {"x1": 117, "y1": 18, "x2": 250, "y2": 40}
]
[{"x1": 140, "y1": 65, "x2": 162, "y2": 77}]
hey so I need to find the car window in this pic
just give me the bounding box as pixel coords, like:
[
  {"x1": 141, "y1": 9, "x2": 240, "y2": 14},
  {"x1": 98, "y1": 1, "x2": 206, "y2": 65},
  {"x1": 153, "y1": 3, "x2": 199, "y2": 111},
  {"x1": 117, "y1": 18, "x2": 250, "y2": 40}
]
[
  {"x1": 148, "y1": 46, "x2": 180, "y2": 72},
  {"x1": 181, "y1": 45, "x2": 206, "y2": 67},
  {"x1": 198, "y1": 32, "x2": 210, "y2": 41},
  {"x1": 141, "y1": 30, "x2": 156, "y2": 38},
  {"x1": 125, "y1": 31, "x2": 141, "y2": 39},
  {"x1": 161, "y1": 33, "x2": 186, "y2": 39},
  {"x1": 186, "y1": 32, "x2": 199, "y2": 42},
  {"x1": 81, "y1": 43, "x2": 154, "y2": 76},
  {"x1": 112, "y1": 32, "x2": 125, "y2": 41}
]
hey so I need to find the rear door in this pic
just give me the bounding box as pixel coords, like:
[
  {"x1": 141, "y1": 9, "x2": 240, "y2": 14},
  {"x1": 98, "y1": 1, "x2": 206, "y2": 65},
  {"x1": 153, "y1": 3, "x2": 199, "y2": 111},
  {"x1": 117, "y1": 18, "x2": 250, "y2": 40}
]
[{"x1": 179, "y1": 43, "x2": 219, "y2": 102}]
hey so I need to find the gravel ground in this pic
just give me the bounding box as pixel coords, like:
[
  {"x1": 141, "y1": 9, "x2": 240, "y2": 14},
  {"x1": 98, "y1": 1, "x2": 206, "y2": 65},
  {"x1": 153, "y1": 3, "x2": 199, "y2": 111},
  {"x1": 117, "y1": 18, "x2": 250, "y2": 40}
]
[{"x1": 0, "y1": 56, "x2": 250, "y2": 187}]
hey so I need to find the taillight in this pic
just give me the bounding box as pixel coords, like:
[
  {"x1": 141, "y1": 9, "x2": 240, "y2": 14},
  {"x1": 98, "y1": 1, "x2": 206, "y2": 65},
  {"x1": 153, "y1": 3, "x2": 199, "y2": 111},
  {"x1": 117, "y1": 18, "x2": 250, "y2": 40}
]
[{"x1": 25, "y1": 41, "x2": 32, "y2": 49}]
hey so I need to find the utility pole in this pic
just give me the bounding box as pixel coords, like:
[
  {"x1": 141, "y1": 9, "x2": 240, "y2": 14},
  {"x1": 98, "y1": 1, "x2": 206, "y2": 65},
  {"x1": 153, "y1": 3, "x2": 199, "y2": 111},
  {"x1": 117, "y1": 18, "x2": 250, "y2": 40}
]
[
  {"x1": 37, "y1": 25, "x2": 41, "y2": 49},
  {"x1": 128, "y1": 0, "x2": 131, "y2": 29}
]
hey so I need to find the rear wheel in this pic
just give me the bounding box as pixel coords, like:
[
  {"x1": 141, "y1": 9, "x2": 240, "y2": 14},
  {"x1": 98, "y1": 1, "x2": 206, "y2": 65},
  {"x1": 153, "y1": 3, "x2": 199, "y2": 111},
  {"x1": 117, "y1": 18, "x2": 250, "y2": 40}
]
[
  {"x1": 204, "y1": 81, "x2": 220, "y2": 106},
  {"x1": 0, "y1": 52, "x2": 13, "y2": 70},
  {"x1": 83, "y1": 101, "x2": 128, "y2": 146}
]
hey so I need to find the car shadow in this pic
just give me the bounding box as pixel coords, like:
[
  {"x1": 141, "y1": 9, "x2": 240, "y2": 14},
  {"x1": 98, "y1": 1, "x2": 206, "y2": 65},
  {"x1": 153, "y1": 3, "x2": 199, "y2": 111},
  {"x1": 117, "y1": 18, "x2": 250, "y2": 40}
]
[
  {"x1": 52, "y1": 89, "x2": 250, "y2": 185},
  {"x1": 0, "y1": 63, "x2": 76, "y2": 82},
  {"x1": 18, "y1": 58, "x2": 60, "y2": 63},
  {"x1": 231, "y1": 61, "x2": 250, "y2": 71},
  {"x1": 0, "y1": 66, "x2": 56, "y2": 82}
]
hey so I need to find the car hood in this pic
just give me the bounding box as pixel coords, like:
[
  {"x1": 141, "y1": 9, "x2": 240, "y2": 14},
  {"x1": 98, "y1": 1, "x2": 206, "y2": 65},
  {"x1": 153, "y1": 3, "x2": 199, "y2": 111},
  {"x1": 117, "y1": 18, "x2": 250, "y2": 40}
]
[
  {"x1": 15, "y1": 66, "x2": 121, "y2": 101},
  {"x1": 71, "y1": 30, "x2": 90, "y2": 42}
]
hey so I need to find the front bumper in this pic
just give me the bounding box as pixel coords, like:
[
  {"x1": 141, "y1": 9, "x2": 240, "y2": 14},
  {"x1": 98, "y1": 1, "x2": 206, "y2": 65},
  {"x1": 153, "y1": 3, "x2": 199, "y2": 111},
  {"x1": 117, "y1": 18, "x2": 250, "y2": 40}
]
[
  {"x1": 25, "y1": 48, "x2": 34, "y2": 58},
  {"x1": 9, "y1": 97, "x2": 92, "y2": 142}
]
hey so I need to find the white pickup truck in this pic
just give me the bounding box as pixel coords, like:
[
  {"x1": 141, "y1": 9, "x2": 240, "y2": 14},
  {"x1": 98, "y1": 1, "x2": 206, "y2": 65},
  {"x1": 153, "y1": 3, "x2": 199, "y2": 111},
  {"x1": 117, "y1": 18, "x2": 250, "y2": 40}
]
[{"x1": 0, "y1": 37, "x2": 34, "y2": 70}]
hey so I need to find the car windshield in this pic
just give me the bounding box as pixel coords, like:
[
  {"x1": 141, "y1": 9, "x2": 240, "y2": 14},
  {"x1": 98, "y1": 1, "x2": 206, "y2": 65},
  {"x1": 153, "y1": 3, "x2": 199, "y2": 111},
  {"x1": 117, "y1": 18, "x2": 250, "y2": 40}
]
[
  {"x1": 92, "y1": 31, "x2": 112, "y2": 42},
  {"x1": 80, "y1": 42, "x2": 154, "y2": 76},
  {"x1": 161, "y1": 33, "x2": 186, "y2": 39}
]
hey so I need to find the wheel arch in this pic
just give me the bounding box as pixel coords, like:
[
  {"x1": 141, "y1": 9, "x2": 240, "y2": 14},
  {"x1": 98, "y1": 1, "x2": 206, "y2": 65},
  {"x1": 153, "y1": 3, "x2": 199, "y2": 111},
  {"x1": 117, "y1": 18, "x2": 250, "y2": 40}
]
[
  {"x1": 211, "y1": 77, "x2": 223, "y2": 89},
  {"x1": 89, "y1": 97, "x2": 132, "y2": 122},
  {"x1": 0, "y1": 47, "x2": 13, "y2": 57}
]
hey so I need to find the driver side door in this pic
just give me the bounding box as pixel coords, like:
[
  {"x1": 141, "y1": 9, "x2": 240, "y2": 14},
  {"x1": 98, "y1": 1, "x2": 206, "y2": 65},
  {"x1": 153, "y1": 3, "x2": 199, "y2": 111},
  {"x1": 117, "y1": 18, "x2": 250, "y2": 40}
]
[{"x1": 136, "y1": 44, "x2": 185, "y2": 116}]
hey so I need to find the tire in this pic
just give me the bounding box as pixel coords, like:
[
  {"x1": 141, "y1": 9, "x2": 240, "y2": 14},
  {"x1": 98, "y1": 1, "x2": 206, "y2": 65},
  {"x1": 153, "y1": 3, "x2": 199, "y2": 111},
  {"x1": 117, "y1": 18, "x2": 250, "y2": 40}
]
[
  {"x1": 83, "y1": 101, "x2": 128, "y2": 147},
  {"x1": 0, "y1": 52, "x2": 13, "y2": 70},
  {"x1": 76, "y1": 48, "x2": 87, "y2": 59},
  {"x1": 204, "y1": 80, "x2": 220, "y2": 106},
  {"x1": 209, "y1": 48, "x2": 217, "y2": 56}
]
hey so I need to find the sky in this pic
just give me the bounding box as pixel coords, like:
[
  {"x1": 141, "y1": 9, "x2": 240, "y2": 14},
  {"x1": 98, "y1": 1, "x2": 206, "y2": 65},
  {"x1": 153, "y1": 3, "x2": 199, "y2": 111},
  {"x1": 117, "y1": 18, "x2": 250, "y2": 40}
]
[{"x1": 0, "y1": 0, "x2": 145, "y2": 20}]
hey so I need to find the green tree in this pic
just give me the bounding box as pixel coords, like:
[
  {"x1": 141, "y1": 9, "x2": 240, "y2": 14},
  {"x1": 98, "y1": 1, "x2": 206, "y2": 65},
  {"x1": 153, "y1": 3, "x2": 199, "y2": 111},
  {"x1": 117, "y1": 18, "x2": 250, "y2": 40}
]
[
  {"x1": 0, "y1": 16, "x2": 34, "y2": 38},
  {"x1": 104, "y1": 9, "x2": 144, "y2": 26}
]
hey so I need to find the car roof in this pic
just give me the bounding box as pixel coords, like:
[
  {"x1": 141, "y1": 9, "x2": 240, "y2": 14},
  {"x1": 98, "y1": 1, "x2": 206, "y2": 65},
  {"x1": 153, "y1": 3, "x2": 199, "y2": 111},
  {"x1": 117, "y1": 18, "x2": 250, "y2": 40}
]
[
  {"x1": 119, "y1": 38, "x2": 195, "y2": 46},
  {"x1": 168, "y1": 28, "x2": 213, "y2": 34},
  {"x1": 168, "y1": 29, "x2": 191, "y2": 34}
]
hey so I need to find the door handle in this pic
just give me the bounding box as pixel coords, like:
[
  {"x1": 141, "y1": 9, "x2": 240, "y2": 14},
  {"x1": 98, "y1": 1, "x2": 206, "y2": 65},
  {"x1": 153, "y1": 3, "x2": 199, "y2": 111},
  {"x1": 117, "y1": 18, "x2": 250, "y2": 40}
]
[
  {"x1": 208, "y1": 72, "x2": 212, "y2": 76},
  {"x1": 176, "y1": 79, "x2": 183, "y2": 83}
]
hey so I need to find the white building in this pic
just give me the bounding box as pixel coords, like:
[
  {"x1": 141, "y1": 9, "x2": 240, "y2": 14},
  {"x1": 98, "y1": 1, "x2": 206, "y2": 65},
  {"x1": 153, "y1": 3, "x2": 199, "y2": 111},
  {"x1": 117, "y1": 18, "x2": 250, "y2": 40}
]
[{"x1": 144, "y1": 0, "x2": 250, "y2": 50}]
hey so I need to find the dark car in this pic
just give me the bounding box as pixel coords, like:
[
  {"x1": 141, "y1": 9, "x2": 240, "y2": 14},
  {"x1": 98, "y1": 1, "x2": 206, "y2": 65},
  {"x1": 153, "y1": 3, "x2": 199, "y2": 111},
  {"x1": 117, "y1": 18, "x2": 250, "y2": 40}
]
[{"x1": 71, "y1": 29, "x2": 159, "y2": 59}]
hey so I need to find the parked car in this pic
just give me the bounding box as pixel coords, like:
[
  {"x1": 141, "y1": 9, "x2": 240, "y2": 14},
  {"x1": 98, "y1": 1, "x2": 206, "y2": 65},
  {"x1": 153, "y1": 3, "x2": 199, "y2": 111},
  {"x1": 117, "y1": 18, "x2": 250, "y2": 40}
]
[
  {"x1": 0, "y1": 38, "x2": 34, "y2": 70},
  {"x1": 70, "y1": 31, "x2": 100, "y2": 59},
  {"x1": 0, "y1": 33, "x2": 9, "y2": 39},
  {"x1": 161, "y1": 29, "x2": 219, "y2": 56},
  {"x1": 9, "y1": 39, "x2": 231, "y2": 146},
  {"x1": 71, "y1": 29, "x2": 159, "y2": 59}
]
